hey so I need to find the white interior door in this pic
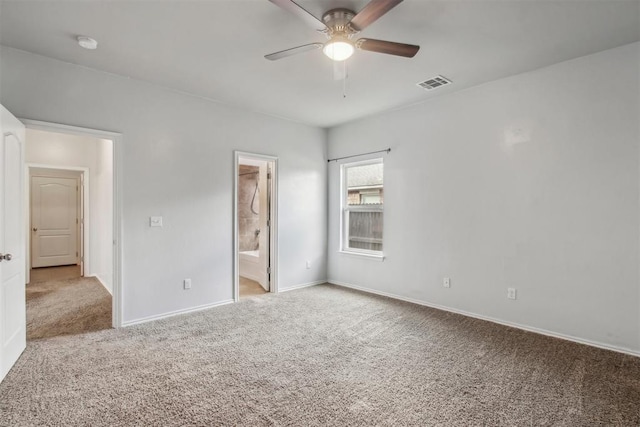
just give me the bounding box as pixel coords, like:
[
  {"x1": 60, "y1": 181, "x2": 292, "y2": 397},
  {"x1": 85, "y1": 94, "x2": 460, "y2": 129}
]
[
  {"x1": 0, "y1": 105, "x2": 26, "y2": 383},
  {"x1": 31, "y1": 176, "x2": 79, "y2": 268}
]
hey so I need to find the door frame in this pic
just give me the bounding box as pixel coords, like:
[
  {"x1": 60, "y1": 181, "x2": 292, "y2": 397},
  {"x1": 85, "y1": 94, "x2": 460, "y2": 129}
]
[
  {"x1": 233, "y1": 151, "x2": 278, "y2": 302},
  {"x1": 21, "y1": 119, "x2": 124, "y2": 328},
  {"x1": 27, "y1": 166, "x2": 87, "y2": 275}
]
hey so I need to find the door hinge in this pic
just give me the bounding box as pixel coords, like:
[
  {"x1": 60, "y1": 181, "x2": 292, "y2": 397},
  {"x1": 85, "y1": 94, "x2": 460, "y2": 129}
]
[
  {"x1": 76, "y1": 251, "x2": 78, "y2": 257},
  {"x1": 76, "y1": 218, "x2": 79, "y2": 224},
  {"x1": 267, "y1": 267, "x2": 271, "y2": 274},
  {"x1": 267, "y1": 172, "x2": 271, "y2": 179},
  {"x1": 267, "y1": 219, "x2": 270, "y2": 227}
]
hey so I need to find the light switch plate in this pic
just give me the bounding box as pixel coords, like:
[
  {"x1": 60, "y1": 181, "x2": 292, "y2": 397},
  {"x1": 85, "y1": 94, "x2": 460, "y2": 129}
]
[{"x1": 150, "y1": 216, "x2": 163, "y2": 227}]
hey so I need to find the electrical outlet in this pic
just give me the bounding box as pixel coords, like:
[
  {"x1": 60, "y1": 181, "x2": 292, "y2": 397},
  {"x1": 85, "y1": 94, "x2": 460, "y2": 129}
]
[
  {"x1": 306, "y1": 260, "x2": 311, "y2": 269},
  {"x1": 184, "y1": 278, "x2": 192, "y2": 290},
  {"x1": 443, "y1": 277, "x2": 451, "y2": 288},
  {"x1": 507, "y1": 287, "x2": 517, "y2": 300}
]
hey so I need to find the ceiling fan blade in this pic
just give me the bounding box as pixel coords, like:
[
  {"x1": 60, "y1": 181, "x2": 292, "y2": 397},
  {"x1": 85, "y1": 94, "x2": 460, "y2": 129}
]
[
  {"x1": 356, "y1": 38, "x2": 420, "y2": 58},
  {"x1": 268, "y1": 0, "x2": 328, "y2": 32},
  {"x1": 333, "y1": 60, "x2": 348, "y2": 81},
  {"x1": 349, "y1": 0, "x2": 403, "y2": 31},
  {"x1": 265, "y1": 43, "x2": 323, "y2": 61}
]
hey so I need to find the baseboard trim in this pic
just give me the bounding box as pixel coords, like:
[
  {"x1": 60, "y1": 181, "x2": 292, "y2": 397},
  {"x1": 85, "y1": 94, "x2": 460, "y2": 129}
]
[
  {"x1": 279, "y1": 280, "x2": 326, "y2": 293},
  {"x1": 122, "y1": 299, "x2": 234, "y2": 327},
  {"x1": 329, "y1": 279, "x2": 640, "y2": 358}
]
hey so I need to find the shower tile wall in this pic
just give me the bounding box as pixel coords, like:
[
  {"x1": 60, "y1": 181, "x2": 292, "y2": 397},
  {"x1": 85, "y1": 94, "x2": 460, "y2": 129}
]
[{"x1": 239, "y1": 165, "x2": 260, "y2": 251}]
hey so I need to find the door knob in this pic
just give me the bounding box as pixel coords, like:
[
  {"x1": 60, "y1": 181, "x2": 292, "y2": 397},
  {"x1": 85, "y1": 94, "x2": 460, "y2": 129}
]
[
  {"x1": 0, "y1": 253, "x2": 12, "y2": 262},
  {"x1": 32, "y1": 227, "x2": 37, "y2": 232}
]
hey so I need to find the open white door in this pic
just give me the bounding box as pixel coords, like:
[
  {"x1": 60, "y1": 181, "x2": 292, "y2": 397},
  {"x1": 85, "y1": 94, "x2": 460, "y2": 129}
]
[
  {"x1": 0, "y1": 105, "x2": 26, "y2": 383},
  {"x1": 257, "y1": 162, "x2": 269, "y2": 291}
]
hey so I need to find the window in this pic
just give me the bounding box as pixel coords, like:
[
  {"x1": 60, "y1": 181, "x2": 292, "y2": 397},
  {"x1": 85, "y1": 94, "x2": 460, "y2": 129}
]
[{"x1": 341, "y1": 159, "x2": 383, "y2": 255}]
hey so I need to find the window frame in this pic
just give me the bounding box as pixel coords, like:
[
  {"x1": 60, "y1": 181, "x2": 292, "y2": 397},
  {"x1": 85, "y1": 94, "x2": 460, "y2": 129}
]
[{"x1": 340, "y1": 158, "x2": 384, "y2": 258}]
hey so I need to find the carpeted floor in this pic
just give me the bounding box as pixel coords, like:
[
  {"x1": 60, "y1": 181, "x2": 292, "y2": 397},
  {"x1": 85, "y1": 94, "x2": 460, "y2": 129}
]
[
  {"x1": 29, "y1": 265, "x2": 81, "y2": 284},
  {"x1": 1, "y1": 284, "x2": 639, "y2": 425},
  {"x1": 26, "y1": 274, "x2": 112, "y2": 340}
]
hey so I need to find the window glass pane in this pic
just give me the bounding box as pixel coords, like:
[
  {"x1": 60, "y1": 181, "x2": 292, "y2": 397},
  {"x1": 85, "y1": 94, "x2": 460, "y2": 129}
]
[
  {"x1": 346, "y1": 163, "x2": 383, "y2": 206},
  {"x1": 348, "y1": 211, "x2": 383, "y2": 252},
  {"x1": 344, "y1": 161, "x2": 384, "y2": 253}
]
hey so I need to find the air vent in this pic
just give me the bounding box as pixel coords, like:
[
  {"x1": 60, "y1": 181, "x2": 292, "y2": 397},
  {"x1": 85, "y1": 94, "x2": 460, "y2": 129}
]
[{"x1": 417, "y1": 75, "x2": 451, "y2": 91}]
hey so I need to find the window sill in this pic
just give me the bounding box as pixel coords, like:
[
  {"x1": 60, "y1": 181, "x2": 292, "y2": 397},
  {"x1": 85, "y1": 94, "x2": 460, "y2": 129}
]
[{"x1": 338, "y1": 250, "x2": 385, "y2": 261}]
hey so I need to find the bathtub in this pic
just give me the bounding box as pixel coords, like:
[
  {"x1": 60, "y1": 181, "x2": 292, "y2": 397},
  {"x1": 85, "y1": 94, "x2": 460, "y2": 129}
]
[
  {"x1": 239, "y1": 250, "x2": 259, "y2": 262},
  {"x1": 239, "y1": 250, "x2": 264, "y2": 285}
]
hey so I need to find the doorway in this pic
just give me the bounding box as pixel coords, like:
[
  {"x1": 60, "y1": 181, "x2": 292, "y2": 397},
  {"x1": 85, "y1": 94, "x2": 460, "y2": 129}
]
[
  {"x1": 22, "y1": 120, "x2": 123, "y2": 329},
  {"x1": 25, "y1": 129, "x2": 113, "y2": 338},
  {"x1": 234, "y1": 152, "x2": 277, "y2": 301}
]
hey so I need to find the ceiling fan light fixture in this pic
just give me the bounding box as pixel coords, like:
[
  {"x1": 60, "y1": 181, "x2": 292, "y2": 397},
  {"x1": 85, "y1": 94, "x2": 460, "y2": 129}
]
[{"x1": 323, "y1": 38, "x2": 354, "y2": 61}]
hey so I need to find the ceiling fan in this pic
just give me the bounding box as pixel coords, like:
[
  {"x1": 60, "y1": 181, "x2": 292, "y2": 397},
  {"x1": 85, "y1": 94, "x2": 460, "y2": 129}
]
[{"x1": 265, "y1": 0, "x2": 420, "y2": 65}]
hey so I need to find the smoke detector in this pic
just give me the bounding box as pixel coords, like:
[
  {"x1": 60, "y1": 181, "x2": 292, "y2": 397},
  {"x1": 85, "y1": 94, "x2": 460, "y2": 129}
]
[
  {"x1": 417, "y1": 75, "x2": 451, "y2": 91},
  {"x1": 77, "y1": 36, "x2": 98, "y2": 50}
]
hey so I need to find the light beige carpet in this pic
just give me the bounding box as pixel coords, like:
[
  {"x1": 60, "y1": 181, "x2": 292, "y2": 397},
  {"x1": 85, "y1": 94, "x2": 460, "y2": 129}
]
[
  {"x1": 1, "y1": 284, "x2": 639, "y2": 425},
  {"x1": 26, "y1": 275, "x2": 112, "y2": 340},
  {"x1": 29, "y1": 265, "x2": 81, "y2": 284}
]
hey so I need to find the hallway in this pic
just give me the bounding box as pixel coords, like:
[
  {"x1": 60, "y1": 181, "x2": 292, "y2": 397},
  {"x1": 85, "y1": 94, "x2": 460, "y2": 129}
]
[{"x1": 27, "y1": 266, "x2": 112, "y2": 339}]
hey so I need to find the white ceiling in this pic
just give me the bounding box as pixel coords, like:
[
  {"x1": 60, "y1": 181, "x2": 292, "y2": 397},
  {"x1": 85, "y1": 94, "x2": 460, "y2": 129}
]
[{"x1": 1, "y1": 0, "x2": 638, "y2": 128}]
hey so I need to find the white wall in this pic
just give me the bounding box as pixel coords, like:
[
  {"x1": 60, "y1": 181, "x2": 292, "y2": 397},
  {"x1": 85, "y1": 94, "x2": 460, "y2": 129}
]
[
  {"x1": 25, "y1": 129, "x2": 114, "y2": 292},
  {"x1": 328, "y1": 42, "x2": 640, "y2": 354},
  {"x1": 1, "y1": 47, "x2": 327, "y2": 323},
  {"x1": 94, "y1": 138, "x2": 114, "y2": 290}
]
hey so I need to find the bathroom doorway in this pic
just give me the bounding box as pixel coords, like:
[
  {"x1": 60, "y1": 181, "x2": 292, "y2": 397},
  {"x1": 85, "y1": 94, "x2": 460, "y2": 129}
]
[{"x1": 234, "y1": 152, "x2": 277, "y2": 300}]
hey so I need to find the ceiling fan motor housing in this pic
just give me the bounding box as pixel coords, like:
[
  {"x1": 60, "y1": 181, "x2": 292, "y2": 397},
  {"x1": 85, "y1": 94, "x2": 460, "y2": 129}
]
[{"x1": 322, "y1": 8, "x2": 358, "y2": 38}]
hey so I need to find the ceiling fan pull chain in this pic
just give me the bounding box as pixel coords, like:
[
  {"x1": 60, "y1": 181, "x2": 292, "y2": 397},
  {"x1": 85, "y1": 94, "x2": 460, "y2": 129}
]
[{"x1": 343, "y1": 61, "x2": 348, "y2": 98}]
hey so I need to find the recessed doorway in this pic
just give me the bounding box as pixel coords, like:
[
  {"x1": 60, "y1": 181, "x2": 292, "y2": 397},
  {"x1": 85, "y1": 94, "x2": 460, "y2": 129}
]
[
  {"x1": 234, "y1": 152, "x2": 277, "y2": 301},
  {"x1": 23, "y1": 122, "x2": 122, "y2": 332}
]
